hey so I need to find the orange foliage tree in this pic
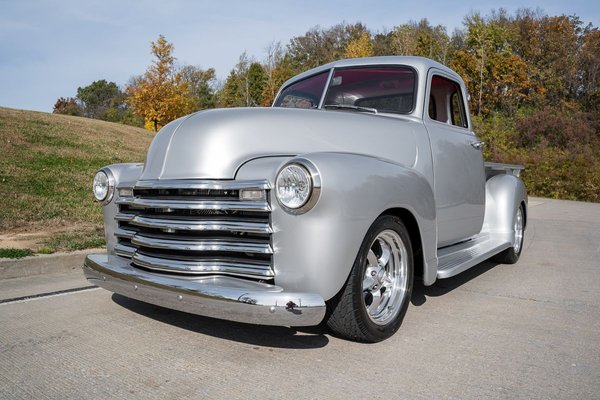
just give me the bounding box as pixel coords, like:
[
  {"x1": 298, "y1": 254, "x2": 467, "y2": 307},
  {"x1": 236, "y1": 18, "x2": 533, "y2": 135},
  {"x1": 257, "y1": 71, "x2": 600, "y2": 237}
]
[{"x1": 126, "y1": 35, "x2": 194, "y2": 131}]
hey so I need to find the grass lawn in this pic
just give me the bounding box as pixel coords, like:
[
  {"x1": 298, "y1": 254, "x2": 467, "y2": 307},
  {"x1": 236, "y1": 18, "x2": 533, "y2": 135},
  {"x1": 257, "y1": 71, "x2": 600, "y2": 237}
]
[{"x1": 0, "y1": 107, "x2": 153, "y2": 256}]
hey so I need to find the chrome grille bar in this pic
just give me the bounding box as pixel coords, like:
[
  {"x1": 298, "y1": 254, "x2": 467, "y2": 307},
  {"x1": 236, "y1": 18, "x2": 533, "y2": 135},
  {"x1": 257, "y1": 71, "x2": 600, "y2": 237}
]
[
  {"x1": 114, "y1": 228, "x2": 135, "y2": 239},
  {"x1": 115, "y1": 243, "x2": 136, "y2": 257},
  {"x1": 132, "y1": 252, "x2": 274, "y2": 278},
  {"x1": 129, "y1": 215, "x2": 272, "y2": 234},
  {"x1": 134, "y1": 179, "x2": 270, "y2": 190},
  {"x1": 116, "y1": 198, "x2": 270, "y2": 212},
  {"x1": 131, "y1": 235, "x2": 273, "y2": 254}
]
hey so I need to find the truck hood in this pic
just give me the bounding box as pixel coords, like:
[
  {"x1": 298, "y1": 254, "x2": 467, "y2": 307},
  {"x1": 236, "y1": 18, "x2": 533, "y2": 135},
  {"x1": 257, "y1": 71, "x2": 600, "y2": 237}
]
[{"x1": 140, "y1": 107, "x2": 419, "y2": 180}]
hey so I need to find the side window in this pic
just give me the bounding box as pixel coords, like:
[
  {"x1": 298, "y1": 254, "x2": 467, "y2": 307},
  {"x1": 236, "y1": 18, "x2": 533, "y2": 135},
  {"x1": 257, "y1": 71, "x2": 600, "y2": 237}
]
[{"x1": 428, "y1": 75, "x2": 468, "y2": 129}]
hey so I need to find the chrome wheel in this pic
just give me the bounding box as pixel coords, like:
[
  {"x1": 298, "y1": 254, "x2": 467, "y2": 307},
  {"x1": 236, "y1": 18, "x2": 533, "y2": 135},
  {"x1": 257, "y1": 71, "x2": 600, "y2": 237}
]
[
  {"x1": 513, "y1": 206, "x2": 524, "y2": 254},
  {"x1": 361, "y1": 229, "x2": 408, "y2": 325},
  {"x1": 327, "y1": 215, "x2": 413, "y2": 342}
]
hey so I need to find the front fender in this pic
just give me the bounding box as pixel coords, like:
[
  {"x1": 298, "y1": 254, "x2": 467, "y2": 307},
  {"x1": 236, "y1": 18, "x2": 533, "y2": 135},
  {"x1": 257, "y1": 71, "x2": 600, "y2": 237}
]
[{"x1": 237, "y1": 153, "x2": 436, "y2": 301}]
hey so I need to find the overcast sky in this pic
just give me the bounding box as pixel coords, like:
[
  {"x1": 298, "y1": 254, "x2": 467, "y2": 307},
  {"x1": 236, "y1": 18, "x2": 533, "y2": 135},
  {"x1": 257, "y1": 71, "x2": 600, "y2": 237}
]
[{"x1": 1, "y1": 0, "x2": 598, "y2": 112}]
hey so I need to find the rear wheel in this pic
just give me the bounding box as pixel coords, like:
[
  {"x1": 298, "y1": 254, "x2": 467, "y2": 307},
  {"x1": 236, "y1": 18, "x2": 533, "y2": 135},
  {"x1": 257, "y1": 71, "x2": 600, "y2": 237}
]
[
  {"x1": 493, "y1": 204, "x2": 525, "y2": 264},
  {"x1": 326, "y1": 215, "x2": 413, "y2": 342}
]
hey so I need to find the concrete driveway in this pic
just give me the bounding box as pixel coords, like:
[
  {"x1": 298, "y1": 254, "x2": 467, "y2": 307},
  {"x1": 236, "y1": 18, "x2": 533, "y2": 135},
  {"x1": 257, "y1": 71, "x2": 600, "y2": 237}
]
[{"x1": 1, "y1": 198, "x2": 599, "y2": 399}]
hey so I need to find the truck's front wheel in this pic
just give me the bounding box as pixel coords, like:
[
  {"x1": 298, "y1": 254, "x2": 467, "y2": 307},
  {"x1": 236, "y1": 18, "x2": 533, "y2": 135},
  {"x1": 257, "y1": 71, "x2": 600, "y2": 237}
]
[{"x1": 326, "y1": 215, "x2": 414, "y2": 342}]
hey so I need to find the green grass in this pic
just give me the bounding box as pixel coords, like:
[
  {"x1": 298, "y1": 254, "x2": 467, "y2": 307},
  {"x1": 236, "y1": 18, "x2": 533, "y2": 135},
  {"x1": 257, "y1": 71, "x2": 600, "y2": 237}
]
[
  {"x1": 41, "y1": 228, "x2": 106, "y2": 252},
  {"x1": 0, "y1": 248, "x2": 34, "y2": 259},
  {"x1": 0, "y1": 107, "x2": 154, "y2": 251}
]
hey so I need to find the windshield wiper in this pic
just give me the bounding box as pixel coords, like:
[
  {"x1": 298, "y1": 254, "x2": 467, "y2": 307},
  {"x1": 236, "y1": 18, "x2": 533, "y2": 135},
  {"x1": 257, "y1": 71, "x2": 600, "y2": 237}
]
[{"x1": 322, "y1": 104, "x2": 378, "y2": 114}]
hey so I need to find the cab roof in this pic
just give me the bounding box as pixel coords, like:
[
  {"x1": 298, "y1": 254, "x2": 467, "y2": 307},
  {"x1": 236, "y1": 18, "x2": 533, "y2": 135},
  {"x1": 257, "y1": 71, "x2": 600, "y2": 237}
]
[{"x1": 280, "y1": 56, "x2": 461, "y2": 91}]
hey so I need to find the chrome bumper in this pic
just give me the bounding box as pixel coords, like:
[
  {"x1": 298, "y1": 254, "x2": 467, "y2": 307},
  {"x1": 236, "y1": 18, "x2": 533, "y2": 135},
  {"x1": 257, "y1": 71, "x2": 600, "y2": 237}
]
[{"x1": 83, "y1": 254, "x2": 326, "y2": 327}]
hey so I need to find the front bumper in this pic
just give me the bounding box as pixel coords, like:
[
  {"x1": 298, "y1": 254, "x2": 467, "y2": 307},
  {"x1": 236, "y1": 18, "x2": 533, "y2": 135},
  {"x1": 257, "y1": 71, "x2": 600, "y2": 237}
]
[{"x1": 83, "y1": 254, "x2": 326, "y2": 327}]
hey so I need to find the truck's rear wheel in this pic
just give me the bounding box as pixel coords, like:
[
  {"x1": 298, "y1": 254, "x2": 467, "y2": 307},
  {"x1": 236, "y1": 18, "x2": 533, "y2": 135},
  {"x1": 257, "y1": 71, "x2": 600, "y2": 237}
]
[
  {"x1": 493, "y1": 204, "x2": 525, "y2": 264},
  {"x1": 326, "y1": 215, "x2": 413, "y2": 342}
]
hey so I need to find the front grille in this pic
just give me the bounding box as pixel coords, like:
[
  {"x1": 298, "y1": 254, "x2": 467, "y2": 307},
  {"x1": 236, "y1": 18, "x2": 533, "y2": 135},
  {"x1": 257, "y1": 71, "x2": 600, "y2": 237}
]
[{"x1": 114, "y1": 179, "x2": 273, "y2": 280}]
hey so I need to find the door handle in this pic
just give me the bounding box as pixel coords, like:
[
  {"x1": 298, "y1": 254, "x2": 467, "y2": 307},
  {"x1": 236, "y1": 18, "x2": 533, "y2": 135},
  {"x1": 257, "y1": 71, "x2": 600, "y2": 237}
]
[{"x1": 470, "y1": 141, "x2": 485, "y2": 150}]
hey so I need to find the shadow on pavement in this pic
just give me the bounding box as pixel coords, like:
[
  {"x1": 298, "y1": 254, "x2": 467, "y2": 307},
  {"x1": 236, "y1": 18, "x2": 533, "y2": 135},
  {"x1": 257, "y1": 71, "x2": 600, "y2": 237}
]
[
  {"x1": 411, "y1": 260, "x2": 501, "y2": 306},
  {"x1": 112, "y1": 259, "x2": 502, "y2": 346},
  {"x1": 111, "y1": 293, "x2": 330, "y2": 349}
]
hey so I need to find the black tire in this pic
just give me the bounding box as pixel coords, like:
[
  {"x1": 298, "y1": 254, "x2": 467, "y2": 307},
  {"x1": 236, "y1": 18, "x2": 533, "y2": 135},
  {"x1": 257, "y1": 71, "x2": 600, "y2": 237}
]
[
  {"x1": 493, "y1": 203, "x2": 525, "y2": 264},
  {"x1": 326, "y1": 215, "x2": 414, "y2": 342}
]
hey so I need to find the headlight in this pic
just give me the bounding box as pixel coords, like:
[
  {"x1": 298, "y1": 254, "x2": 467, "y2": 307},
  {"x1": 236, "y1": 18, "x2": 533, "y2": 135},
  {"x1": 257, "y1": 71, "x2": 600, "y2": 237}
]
[
  {"x1": 93, "y1": 169, "x2": 115, "y2": 205},
  {"x1": 275, "y1": 159, "x2": 321, "y2": 214}
]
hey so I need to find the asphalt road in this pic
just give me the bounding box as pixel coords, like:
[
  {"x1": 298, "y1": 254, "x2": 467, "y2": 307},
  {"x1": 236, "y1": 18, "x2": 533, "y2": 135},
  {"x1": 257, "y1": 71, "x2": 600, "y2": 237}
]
[{"x1": 1, "y1": 198, "x2": 599, "y2": 399}]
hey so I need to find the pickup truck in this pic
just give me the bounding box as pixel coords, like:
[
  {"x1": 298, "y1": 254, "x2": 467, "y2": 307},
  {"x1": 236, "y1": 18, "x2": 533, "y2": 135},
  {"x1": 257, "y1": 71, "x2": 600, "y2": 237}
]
[{"x1": 84, "y1": 56, "x2": 527, "y2": 342}]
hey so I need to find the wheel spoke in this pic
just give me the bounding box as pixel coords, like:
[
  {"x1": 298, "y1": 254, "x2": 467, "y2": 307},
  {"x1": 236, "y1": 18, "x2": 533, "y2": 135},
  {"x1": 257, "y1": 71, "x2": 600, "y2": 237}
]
[
  {"x1": 377, "y1": 238, "x2": 392, "y2": 267},
  {"x1": 368, "y1": 289, "x2": 383, "y2": 315},
  {"x1": 367, "y1": 249, "x2": 379, "y2": 268}
]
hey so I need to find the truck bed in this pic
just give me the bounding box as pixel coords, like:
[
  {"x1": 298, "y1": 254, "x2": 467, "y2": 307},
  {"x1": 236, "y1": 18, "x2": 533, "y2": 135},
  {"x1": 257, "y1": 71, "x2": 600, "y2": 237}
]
[{"x1": 484, "y1": 162, "x2": 524, "y2": 179}]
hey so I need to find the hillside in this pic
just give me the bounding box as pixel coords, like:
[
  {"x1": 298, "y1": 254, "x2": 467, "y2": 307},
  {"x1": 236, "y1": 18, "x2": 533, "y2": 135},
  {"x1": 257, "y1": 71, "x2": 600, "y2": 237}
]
[{"x1": 0, "y1": 107, "x2": 153, "y2": 254}]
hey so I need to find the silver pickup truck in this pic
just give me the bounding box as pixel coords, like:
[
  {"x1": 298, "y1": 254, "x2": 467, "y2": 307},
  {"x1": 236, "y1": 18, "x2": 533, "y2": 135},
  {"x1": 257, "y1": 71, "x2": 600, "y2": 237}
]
[{"x1": 84, "y1": 56, "x2": 527, "y2": 342}]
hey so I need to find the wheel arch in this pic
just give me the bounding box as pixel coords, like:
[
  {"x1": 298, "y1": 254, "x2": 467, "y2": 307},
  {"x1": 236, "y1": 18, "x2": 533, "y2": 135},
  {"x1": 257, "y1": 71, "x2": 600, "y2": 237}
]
[{"x1": 380, "y1": 207, "x2": 424, "y2": 284}]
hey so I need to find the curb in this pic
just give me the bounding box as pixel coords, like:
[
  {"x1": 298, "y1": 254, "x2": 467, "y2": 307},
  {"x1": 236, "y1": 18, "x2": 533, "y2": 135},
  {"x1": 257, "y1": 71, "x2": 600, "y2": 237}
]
[{"x1": 0, "y1": 248, "x2": 104, "y2": 280}]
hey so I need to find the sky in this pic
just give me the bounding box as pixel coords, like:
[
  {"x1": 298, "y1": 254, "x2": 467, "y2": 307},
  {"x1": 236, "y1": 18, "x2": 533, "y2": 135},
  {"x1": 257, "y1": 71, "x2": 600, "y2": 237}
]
[{"x1": 1, "y1": 0, "x2": 598, "y2": 113}]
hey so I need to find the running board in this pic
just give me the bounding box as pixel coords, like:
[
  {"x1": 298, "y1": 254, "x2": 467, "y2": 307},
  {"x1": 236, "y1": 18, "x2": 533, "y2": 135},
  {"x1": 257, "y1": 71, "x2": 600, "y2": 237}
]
[{"x1": 436, "y1": 233, "x2": 512, "y2": 279}]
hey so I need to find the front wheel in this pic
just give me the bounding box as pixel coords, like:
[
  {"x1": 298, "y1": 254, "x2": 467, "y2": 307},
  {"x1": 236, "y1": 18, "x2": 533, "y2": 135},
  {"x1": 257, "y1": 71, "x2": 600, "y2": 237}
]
[{"x1": 326, "y1": 215, "x2": 414, "y2": 342}]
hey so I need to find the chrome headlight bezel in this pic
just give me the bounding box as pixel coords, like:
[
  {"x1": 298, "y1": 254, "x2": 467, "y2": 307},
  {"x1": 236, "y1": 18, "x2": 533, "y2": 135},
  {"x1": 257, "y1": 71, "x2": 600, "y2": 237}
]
[
  {"x1": 93, "y1": 168, "x2": 115, "y2": 205},
  {"x1": 275, "y1": 158, "x2": 321, "y2": 215}
]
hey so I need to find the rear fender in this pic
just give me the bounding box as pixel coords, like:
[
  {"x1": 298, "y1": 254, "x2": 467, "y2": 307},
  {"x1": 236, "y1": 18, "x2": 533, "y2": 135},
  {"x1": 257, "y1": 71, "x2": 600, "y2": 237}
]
[{"x1": 483, "y1": 174, "x2": 528, "y2": 243}]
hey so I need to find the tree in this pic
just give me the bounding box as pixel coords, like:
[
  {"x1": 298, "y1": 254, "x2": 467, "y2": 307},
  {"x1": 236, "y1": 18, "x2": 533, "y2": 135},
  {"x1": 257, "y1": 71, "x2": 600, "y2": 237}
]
[
  {"x1": 247, "y1": 62, "x2": 266, "y2": 106},
  {"x1": 126, "y1": 35, "x2": 195, "y2": 131},
  {"x1": 390, "y1": 19, "x2": 450, "y2": 63},
  {"x1": 286, "y1": 23, "x2": 370, "y2": 72},
  {"x1": 217, "y1": 53, "x2": 266, "y2": 107},
  {"x1": 76, "y1": 80, "x2": 123, "y2": 119},
  {"x1": 579, "y1": 27, "x2": 600, "y2": 111},
  {"x1": 344, "y1": 31, "x2": 374, "y2": 58},
  {"x1": 53, "y1": 97, "x2": 81, "y2": 116},
  {"x1": 179, "y1": 65, "x2": 217, "y2": 110}
]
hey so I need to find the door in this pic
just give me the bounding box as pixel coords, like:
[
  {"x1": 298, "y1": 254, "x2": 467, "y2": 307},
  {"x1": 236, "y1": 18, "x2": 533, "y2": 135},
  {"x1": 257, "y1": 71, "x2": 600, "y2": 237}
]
[{"x1": 424, "y1": 71, "x2": 485, "y2": 247}]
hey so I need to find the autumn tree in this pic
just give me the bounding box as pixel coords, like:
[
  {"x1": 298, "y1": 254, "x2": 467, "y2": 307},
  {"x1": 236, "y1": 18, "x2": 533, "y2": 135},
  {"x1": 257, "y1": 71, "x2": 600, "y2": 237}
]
[
  {"x1": 388, "y1": 20, "x2": 450, "y2": 63},
  {"x1": 579, "y1": 27, "x2": 600, "y2": 111},
  {"x1": 53, "y1": 97, "x2": 81, "y2": 116},
  {"x1": 344, "y1": 31, "x2": 374, "y2": 58},
  {"x1": 286, "y1": 23, "x2": 370, "y2": 72},
  {"x1": 126, "y1": 35, "x2": 195, "y2": 131}
]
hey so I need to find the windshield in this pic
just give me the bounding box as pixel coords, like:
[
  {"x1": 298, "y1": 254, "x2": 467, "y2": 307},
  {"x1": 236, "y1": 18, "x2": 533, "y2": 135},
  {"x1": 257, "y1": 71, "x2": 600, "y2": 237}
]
[
  {"x1": 274, "y1": 65, "x2": 416, "y2": 114},
  {"x1": 323, "y1": 66, "x2": 416, "y2": 114},
  {"x1": 273, "y1": 71, "x2": 329, "y2": 109}
]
